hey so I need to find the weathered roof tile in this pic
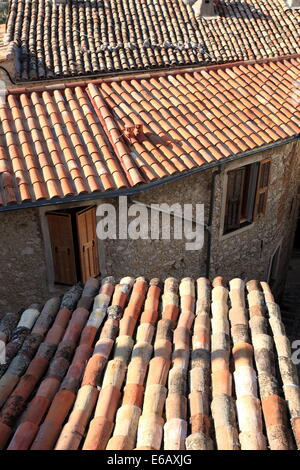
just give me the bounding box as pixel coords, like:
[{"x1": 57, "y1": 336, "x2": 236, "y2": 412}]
[
  {"x1": 0, "y1": 275, "x2": 299, "y2": 450},
  {"x1": 0, "y1": 56, "x2": 299, "y2": 208},
  {"x1": 3, "y1": 0, "x2": 300, "y2": 81}
]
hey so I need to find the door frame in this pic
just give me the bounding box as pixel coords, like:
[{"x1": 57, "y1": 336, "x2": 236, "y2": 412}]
[{"x1": 39, "y1": 200, "x2": 106, "y2": 292}]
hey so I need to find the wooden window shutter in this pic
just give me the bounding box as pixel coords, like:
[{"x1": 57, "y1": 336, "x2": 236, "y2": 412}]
[
  {"x1": 224, "y1": 167, "x2": 245, "y2": 232},
  {"x1": 47, "y1": 212, "x2": 77, "y2": 285},
  {"x1": 76, "y1": 206, "x2": 100, "y2": 283},
  {"x1": 254, "y1": 158, "x2": 271, "y2": 218}
]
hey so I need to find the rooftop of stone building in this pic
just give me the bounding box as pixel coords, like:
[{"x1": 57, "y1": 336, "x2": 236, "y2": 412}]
[
  {"x1": 0, "y1": 275, "x2": 299, "y2": 450},
  {"x1": 1, "y1": 0, "x2": 300, "y2": 82},
  {"x1": 0, "y1": 55, "x2": 299, "y2": 210}
]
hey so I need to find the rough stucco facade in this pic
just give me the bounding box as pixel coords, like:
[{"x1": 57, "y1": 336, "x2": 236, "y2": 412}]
[{"x1": 0, "y1": 141, "x2": 299, "y2": 314}]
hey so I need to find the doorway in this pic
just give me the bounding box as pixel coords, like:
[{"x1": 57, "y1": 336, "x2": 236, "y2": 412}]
[{"x1": 46, "y1": 205, "x2": 100, "y2": 285}]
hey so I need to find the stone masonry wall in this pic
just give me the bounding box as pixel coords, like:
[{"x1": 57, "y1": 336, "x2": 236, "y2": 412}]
[
  {"x1": 103, "y1": 141, "x2": 299, "y2": 293},
  {"x1": 102, "y1": 170, "x2": 213, "y2": 280},
  {"x1": 210, "y1": 140, "x2": 300, "y2": 295},
  {"x1": 0, "y1": 140, "x2": 298, "y2": 313},
  {"x1": 0, "y1": 208, "x2": 51, "y2": 316}
]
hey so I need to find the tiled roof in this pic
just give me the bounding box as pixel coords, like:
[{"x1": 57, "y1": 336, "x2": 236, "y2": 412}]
[
  {"x1": 0, "y1": 56, "x2": 300, "y2": 209},
  {"x1": 4, "y1": 0, "x2": 300, "y2": 81},
  {"x1": 0, "y1": 275, "x2": 299, "y2": 450}
]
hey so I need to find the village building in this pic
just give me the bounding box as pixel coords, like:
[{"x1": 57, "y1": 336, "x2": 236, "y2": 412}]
[
  {"x1": 0, "y1": 57, "x2": 299, "y2": 312},
  {"x1": 0, "y1": 0, "x2": 299, "y2": 84},
  {"x1": 0, "y1": 0, "x2": 299, "y2": 454},
  {"x1": 0, "y1": 1, "x2": 298, "y2": 312}
]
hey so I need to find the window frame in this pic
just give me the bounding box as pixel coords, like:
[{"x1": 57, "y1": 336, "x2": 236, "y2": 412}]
[
  {"x1": 223, "y1": 158, "x2": 271, "y2": 236},
  {"x1": 46, "y1": 204, "x2": 100, "y2": 286},
  {"x1": 254, "y1": 158, "x2": 271, "y2": 219},
  {"x1": 39, "y1": 201, "x2": 105, "y2": 292}
]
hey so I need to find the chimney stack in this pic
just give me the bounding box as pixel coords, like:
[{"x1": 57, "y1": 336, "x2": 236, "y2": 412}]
[
  {"x1": 182, "y1": 0, "x2": 216, "y2": 18},
  {"x1": 284, "y1": 0, "x2": 300, "y2": 8},
  {"x1": 52, "y1": 0, "x2": 68, "y2": 5}
]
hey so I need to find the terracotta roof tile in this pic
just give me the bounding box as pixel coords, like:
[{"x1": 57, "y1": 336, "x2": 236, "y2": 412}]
[
  {"x1": 0, "y1": 275, "x2": 299, "y2": 450},
  {"x1": 0, "y1": 57, "x2": 300, "y2": 208},
  {"x1": 3, "y1": 0, "x2": 300, "y2": 81}
]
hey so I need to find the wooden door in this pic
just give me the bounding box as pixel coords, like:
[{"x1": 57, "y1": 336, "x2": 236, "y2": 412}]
[
  {"x1": 76, "y1": 206, "x2": 100, "y2": 283},
  {"x1": 47, "y1": 212, "x2": 77, "y2": 285},
  {"x1": 254, "y1": 158, "x2": 271, "y2": 218}
]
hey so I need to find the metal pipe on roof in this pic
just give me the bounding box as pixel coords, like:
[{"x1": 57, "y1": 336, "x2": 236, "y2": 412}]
[
  {"x1": 206, "y1": 166, "x2": 222, "y2": 278},
  {"x1": 0, "y1": 66, "x2": 16, "y2": 85}
]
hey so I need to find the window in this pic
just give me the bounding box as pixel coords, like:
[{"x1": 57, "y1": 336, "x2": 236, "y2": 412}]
[
  {"x1": 224, "y1": 158, "x2": 271, "y2": 234},
  {"x1": 47, "y1": 205, "x2": 100, "y2": 285}
]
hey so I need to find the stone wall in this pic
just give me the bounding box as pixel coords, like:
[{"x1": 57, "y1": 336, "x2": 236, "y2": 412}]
[
  {"x1": 0, "y1": 208, "x2": 52, "y2": 316},
  {"x1": 0, "y1": 140, "x2": 299, "y2": 313},
  {"x1": 0, "y1": 41, "x2": 19, "y2": 86},
  {"x1": 210, "y1": 140, "x2": 300, "y2": 295},
  {"x1": 102, "y1": 170, "x2": 213, "y2": 281},
  {"x1": 102, "y1": 141, "x2": 299, "y2": 294}
]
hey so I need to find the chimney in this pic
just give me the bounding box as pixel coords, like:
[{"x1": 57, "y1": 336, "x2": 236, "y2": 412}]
[
  {"x1": 0, "y1": 1, "x2": 8, "y2": 26},
  {"x1": 182, "y1": 0, "x2": 216, "y2": 18},
  {"x1": 284, "y1": 0, "x2": 300, "y2": 8},
  {"x1": 52, "y1": 0, "x2": 68, "y2": 5},
  {"x1": 123, "y1": 124, "x2": 143, "y2": 142}
]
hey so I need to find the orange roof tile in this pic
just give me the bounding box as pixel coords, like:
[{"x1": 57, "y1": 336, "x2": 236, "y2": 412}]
[
  {"x1": 0, "y1": 276, "x2": 299, "y2": 450},
  {"x1": 0, "y1": 56, "x2": 300, "y2": 208}
]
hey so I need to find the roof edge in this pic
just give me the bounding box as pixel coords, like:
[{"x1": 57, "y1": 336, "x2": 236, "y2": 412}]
[
  {"x1": 1, "y1": 134, "x2": 299, "y2": 213},
  {"x1": 7, "y1": 53, "x2": 300, "y2": 95}
]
